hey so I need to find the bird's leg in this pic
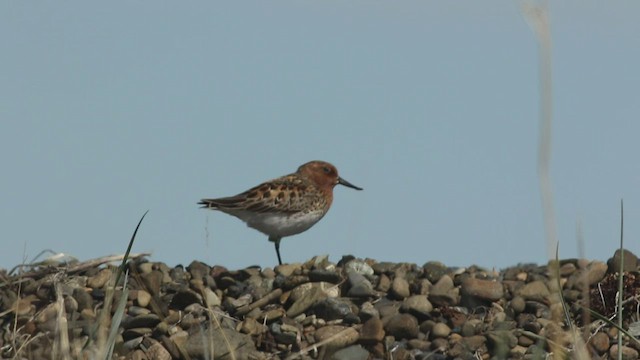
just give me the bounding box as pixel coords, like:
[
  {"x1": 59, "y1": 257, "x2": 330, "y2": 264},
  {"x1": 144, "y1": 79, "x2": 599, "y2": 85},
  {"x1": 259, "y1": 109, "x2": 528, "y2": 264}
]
[{"x1": 269, "y1": 236, "x2": 283, "y2": 265}]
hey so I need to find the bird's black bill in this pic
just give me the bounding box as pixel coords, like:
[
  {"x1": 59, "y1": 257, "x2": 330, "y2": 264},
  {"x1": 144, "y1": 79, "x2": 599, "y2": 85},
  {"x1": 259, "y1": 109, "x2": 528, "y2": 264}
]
[{"x1": 337, "y1": 177, "x2": 363, "y2": 190}]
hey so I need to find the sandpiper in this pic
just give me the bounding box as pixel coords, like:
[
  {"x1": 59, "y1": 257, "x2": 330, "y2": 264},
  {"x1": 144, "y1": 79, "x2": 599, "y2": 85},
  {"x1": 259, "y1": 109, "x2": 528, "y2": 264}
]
[{"x1": 199, "y1": 160, "x2": 362, "y2": 265}]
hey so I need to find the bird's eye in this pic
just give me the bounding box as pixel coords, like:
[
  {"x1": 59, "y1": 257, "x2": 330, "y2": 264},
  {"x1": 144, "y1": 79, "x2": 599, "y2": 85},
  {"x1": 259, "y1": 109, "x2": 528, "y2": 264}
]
[{"x1": 323, "y1": 166, "x2": 331, "y2": 174}]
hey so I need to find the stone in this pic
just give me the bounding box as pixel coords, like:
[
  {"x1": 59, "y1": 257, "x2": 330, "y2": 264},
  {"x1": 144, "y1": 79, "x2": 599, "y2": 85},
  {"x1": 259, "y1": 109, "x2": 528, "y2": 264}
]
[
  {"x1": 422, "y1": 261, "x2": 448, "y2": 283},
  {"x1": 313, "y1": 297, "x2": 355, "y2": 321},
  {"x1": 344, "y1": 259, "x2": 375, "y2": 276},
  {"x1": 286, "y1": 286, "x2": 327, "y2": 317},
  {"x1": 401, "y1": 295, "x2": 433, "y2": 318},
  {"x1": 87, "y1": 268, "x2": 112, "y2": 289},
  {"x1": 72, "y1": 288, "x2": 93, "y2": 312},
  {"x1": 429, "y1": 275, "x2": 458, "y2": 306},
  {"x1": 608, "y1": 249, "x2": 638, "y2": 273},
  {"x1": 589, "y1": 331, "x2": 609, "y2": 354},
  {"x1": 135, "y1": 290, "x2": 152, "y2": 308},
  {"x1": 122, "y1": 314, "x2": 161, "y2": 329},
  {"x1": 516, "y1": 280, "x2": 549, "y2": 302},
  {"x1": 142, "y1": 270, "x2": 164, "y2": 296},
  {"x1": 610, "y1": 344, "x2": 639, "y2": 360},
  {"x1": 431, "y1": 322, "x2": 451, "y2": 338},
  {"x1": 510, "y1": 296, "x2": 526, "y2": 313},
  {"x1": 384, "y1": 313, "x2": 418, "y2": 339},
  {"x1": 309, "y1": 269, "x2": 342, "y2": 283},
  {"x1": 460, "y1": 278, "x2": 504, "y2": 304},
  {"x1": 203, "y1": 287, "x2": 221, "y2": 307},
  {"x1": 586, "y1": 261, "x2": 608, "y2": 285},
  {"x1": 315, "y1": 325, "x2": 359, "y2": 348},
  {"x1": 270, "y1": 322, "x2": 298, "y2": 345},
  {"x1": 391, "y1": 276, "x2": 411, "y2": 299},
  {"x1": 330, "y1": 345, "x2": 369, "y2": 360},
  {"x1": 186, "y1": 260, "x2": 210, "y2": 280},
  {"x1": 185, "y1": 327, "x2": 258, "y2": 359},
  {"x1": 275, "y1": 263, "x2": 302, "y2": 277},
  {"x1": 377, "y1": 274, "x2": 391, "y2": 292},
  {"x1": 347, "y1": 270, "x2": 376, "y2": 297},
  {"x1": 360, "y1": 317, "x2": 385, "y2": 344}
]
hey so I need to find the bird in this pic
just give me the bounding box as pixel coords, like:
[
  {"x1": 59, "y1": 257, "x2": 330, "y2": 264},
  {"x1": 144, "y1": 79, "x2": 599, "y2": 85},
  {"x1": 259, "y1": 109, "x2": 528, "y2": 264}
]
[{"x1": 198, "y1": 160, "x2": 362, "y2": 265}]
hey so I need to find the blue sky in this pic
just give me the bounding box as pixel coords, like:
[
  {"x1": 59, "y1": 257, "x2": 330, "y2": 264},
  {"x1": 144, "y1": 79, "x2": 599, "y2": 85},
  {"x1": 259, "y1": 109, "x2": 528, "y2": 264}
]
[{"x1": 1, "y1": 1, "x2": 639, "y2": 270}]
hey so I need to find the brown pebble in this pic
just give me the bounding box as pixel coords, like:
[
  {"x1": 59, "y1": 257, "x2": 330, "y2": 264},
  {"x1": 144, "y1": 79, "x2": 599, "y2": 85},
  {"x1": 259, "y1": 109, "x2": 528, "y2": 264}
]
[
  {"x1": 589, "y1": 332, "x2": 609, "y2": 355},
  {"x1": 360, "y1": 317, "x2": 385, "y2": 344}
]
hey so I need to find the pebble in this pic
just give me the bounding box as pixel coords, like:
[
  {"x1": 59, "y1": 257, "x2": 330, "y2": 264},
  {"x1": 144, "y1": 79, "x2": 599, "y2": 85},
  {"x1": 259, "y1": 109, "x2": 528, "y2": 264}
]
[
  {"x1": 390, "y1": 276, "x2": 410, "y2": 300},
  {"x1": 431, "y1": 322, "x2": 451, "y2": 338},
  {"x1": 360, "y1": 317, "x2": 385, "y2": 344},
  {"x1": 384, "y1": 313, "x2": 418, "y2": 339},
  {"x1": 87, "y1": 268, "x2": 112, "y2": 289},
  {"x1": 401, "y1": 295, "x2": 433, "y2": 318},
  {"x1": 586, "y1": 261, "x2": 608, "y2": 285},
  {"x1": 516, "y1": 280, "x2": 550, "y2": 302},
  {"x1": 610, "y1": 344, "x2": 639, "y2": 360},
  {"x1": 429, "y1": 275, "x2": 458, "y2": 306},
  {"x1": 344, "y1": 259, "x2": 374, "y2": 276},
  {"x1": 589, "y1": 331, "x2": 610, "y2": 354},
  {"x1": 330, "y1": 345, "x2": 369, "y2": 360},
  {"x1": 422, "y1": 261, "x2": 448, "y2": 283},
  {"x1": 460, "y1": 278, "x2": 504, "y2": 303},
  {"x1": 315, "y1": 325, "x2": 359, "y2": 348},
  {"x1": 135, "y1": 289, "x2": 152, "y2": 308},
  {"x1": 1, "y1": 251, "x2": 635, "y2": 359},
  {"x1": 607, "y1": 249, "x2": 638, "y2": 273}
]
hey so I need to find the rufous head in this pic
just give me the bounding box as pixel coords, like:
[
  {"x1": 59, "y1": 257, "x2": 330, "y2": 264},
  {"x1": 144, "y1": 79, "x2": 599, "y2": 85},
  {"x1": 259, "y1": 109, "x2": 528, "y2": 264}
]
[{"x1": 297, "y1": 161, "x2": 363, "y2": 191}]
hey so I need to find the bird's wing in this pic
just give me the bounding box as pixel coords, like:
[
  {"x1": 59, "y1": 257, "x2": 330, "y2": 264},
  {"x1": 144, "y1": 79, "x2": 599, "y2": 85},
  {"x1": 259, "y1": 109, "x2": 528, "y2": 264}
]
[{"x1": 199, "y1": 175, "x2": 316, "y2": 214}]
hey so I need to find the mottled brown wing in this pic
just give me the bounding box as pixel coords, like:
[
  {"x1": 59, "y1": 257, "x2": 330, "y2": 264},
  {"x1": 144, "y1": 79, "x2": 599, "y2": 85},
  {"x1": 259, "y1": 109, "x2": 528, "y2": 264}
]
[{"x1": 199, "y1": 175, "x2": 316, "y2": 214}]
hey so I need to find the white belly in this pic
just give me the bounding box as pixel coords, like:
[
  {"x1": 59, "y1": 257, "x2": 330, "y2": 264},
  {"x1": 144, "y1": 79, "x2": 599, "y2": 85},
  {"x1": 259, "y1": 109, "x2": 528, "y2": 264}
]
[{"x1": 243, "y1": 210, "x2": 326, "y2": 238}]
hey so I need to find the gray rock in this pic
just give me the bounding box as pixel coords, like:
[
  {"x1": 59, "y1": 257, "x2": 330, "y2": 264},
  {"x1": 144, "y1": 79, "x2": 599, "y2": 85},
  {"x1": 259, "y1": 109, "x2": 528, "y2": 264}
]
[
  {"x1": 346, "y1": 270, "x2": 376, "y2": 297},
  {"x1": 286, "y1": 286, "x2": 327, "y2": 317},
  {"x1": 185, "y1": 327, "x2": 258, "y2": 360},
  {"x1": 169, "y1": 289, "x2": 202, "y2": 310},
  {"x1": 275, "y1": 263, "x2": 302, "y2": 277},
  {"x1": 431, "y1": 322, "x2": 451, "y2": 338},
  {"x1": 358, "y1": 301, "x2": 379, "y2": 322},
  {"x1": 586, "y1": 261, "x2": 608, "y2": 285},
  {"x1": 344, "y1": 259, "x2": 374, "y2": 276},
  {"x1": 187, "y1": 261, "x2": 210, "y2": 280},
  {"x1": 142, "y1": 270, "x2": 164, "y2": 296},
  {"x1": 72, "y1": 288, "x2": 93, "y2": 312},
  {"x1": 309, "y1": 269, "x2": 342, "y2": 283},
  {"x1": 608, "y1": 249, "x2": 638, "y2": 273},
  {"x1": 429, "y1": 275, "x2": 459, "y2": 306},
  {"x1": 516, "y1": 280, "x2": 549, "y2": 302},
  {"x1": 422, "y1": 261, "x2": 448, "y2": 283},
  {"x1": 509, "y1": 296, "x2": 526, "y2": 313},
  {"x1": 461, "y1": 278, "x2": 504, "y2": 304},
  {"x1": 313, "y1": 297, "x2": 355, "y2": 321},
  {"x1": 87, "y1": 269, "x2": 112, "y2": 289},
  {"x1": 390, "y1": 276, "x2": 411, "y2": 299},
  {"x1": 270, "y1": 322, "x2": 298, "y2": 345},
  {"x1": 401, "y1": 295, "x2": 433, "y2": 318},
  {"x1": 330, "y1": 345, "x2": 369, "y2": 360},
  {"x1": 122, "y1": 314, "x2": 161, "y2": 329},
  {"x1": 314, "y1": 325, "x2": 359, "y2": 348}
]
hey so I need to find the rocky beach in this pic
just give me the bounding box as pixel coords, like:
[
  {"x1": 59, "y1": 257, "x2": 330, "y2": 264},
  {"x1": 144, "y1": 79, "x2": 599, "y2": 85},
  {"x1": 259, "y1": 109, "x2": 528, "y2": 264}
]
[{"x1": 1, "y1": 250, "x2": 638, "y2": 359}]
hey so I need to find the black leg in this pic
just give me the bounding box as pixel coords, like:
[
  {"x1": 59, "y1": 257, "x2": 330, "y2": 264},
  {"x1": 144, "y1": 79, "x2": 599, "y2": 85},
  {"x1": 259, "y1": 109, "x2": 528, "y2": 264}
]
[{"x1": 269, "y1": 236, "x2": 283, "y2": 265}]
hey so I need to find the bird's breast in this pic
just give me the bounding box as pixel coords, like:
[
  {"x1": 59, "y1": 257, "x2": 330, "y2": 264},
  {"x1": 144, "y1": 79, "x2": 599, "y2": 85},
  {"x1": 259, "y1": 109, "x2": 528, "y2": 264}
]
[{"x1": 244, "y1": 209, "x2": 327, "y2": 238}]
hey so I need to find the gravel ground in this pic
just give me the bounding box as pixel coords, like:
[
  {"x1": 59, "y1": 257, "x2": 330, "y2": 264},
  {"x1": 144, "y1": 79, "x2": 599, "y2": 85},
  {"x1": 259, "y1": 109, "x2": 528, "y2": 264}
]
[{"x1": 1, "y1": 249, "x2": 639, "y2": 360}]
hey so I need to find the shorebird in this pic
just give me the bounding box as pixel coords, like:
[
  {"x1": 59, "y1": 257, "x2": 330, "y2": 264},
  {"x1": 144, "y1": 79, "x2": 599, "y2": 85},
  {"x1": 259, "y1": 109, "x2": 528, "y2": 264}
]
[{"x1": 199, "y1": 160, "x2": 362, "y2": 265}]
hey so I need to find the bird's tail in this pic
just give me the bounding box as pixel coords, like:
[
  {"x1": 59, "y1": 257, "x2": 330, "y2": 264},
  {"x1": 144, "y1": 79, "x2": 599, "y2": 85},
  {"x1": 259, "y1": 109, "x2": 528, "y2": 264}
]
[{"x1": 198, "y1": 199, "x2": 219, "y2": 209}]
